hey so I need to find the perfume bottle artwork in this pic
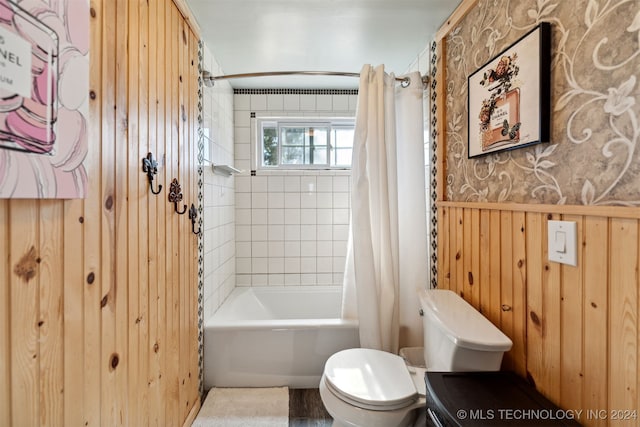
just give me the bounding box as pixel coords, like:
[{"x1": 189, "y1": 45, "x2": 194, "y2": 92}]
[
  {"x1": 477, "y1": 54, "x2": 521, "y2": 152},
  {"x1": 480, "y1": 88, "x2": 520, "y2": 151},
  {"x1": 0, "y1": 0, "x2": 58, "y2": 155}
]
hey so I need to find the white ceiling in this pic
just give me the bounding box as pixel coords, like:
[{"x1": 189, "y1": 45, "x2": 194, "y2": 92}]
[{"x1": 186, "y1": 0, "x2": 461, "y2": 89}]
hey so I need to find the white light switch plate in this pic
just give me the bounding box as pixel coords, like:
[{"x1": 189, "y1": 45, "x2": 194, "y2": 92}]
[{"x1": 548, "y1": 220, "x2": 577, "y2": 266}]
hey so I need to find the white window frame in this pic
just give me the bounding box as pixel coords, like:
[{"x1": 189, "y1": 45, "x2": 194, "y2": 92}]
[{"x1": 252, "y1": 116, "x2": 355, "y2": 171}]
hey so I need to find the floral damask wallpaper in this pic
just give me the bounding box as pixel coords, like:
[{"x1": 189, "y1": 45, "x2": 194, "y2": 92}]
[{"x1": 445, "y1": 0, "x2": 640, "y2": 205}]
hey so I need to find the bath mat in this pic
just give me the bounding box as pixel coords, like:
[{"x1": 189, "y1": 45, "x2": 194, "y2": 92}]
[{"x1": 192, "y1": 387, "x2": 289, "y2": 427}]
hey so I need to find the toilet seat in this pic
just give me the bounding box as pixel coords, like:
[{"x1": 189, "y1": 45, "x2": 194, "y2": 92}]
[{"x1": 323, "y1": 348, "x2": 418, "y2": 411}]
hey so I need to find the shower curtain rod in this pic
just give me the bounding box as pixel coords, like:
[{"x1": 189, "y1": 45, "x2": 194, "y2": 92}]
[{"x1": 201, "y1": 70, "x2": 430, "y2": 88}]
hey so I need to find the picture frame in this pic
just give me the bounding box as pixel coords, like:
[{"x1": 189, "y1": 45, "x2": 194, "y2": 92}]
[{"x1": 467, "y1": 22, "x2": 551, "y2": 158}]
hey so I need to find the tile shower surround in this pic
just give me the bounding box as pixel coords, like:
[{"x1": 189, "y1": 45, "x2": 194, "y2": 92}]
[
  {"x1": 235, "y1": 173, "x2": 351, "y2": 286},
  {"x1": 202, "y1": 45, "x2": 236, "y2": 318},
  {"x1": 203, "y1": 73, "x2": 427, "y2": 306},
  {"x1": 234, "y1": 91, "x2": 356, "y2": 286}
]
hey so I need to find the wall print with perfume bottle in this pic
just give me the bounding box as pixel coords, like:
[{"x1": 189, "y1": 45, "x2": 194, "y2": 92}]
[
  {"x1": 0, "y1": 0, "x2": 88, "y2": 198},
  {"x1": 467, "y1": 22, "x2": 551, "y2": 159}
]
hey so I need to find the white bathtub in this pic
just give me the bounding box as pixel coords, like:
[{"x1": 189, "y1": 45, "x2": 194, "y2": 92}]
[{"x1": 203, "y1": 286, "x2": 360, "y2": 389}]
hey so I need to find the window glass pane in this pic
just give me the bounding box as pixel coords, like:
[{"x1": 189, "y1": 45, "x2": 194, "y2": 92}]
[
  {"x1": 281, "y1": 125, "x2": 329, "y2": 165},
  {"x1": 310, "y1": 128, "x2": 328, "y2": 146},
  {"x1": 335, "y1": 148, "x2": 352, "y2": 166},
  {"x1": 309, "y1": 128, "x2": 328, "y2": 165},
  {"x1": 281, "y1": 127, "x2": 306, "y2": 146},
  {"x1": 258, "y1": 118, "x2": 354, "y2": 169},
  {"x1": 281, "y1": 146, "x2": 304, "y2": 164},
  {"x1": 311, "y1": 147, "x2": 327, "y2": 164},
  {"x1": 262, "y1": 125, "x2": 278, "y2": 166},
  {"x1": 334, "y1": 128, "x2": 354, "y2": 148}
]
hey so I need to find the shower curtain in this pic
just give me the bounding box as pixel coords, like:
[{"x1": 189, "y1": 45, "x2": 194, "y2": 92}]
[{"x1": 341, "y1": 64, "x2": 428, "y2": 353}]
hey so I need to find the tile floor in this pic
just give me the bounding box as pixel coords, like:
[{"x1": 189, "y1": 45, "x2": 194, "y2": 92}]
[{"x1": 288, "y1": 388, "x2": 332, "y2": 426}]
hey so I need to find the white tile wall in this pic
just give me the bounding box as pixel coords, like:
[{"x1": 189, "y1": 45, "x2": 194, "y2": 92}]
[
  {"x1": 202, "y1": 45, "x2": 236, "y2": 319},
  {"x1": 234, "y1": 91, "x2": 355, "y2": 286},
  {"x1": 406, "y1": 44, "x2": 432, "y2": 270},
  {"x1": 235, "y1": 170, "x2": 352, "y2": 286}
]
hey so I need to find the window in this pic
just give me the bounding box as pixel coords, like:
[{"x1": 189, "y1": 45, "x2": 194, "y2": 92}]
[{"x1": 258, "y1": 118, "x2": 354, "y2": 169}]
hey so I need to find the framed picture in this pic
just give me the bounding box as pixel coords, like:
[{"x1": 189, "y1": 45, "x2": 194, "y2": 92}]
[{"x1": 467, "y1": 22, "x2": 551, "y2": 158}]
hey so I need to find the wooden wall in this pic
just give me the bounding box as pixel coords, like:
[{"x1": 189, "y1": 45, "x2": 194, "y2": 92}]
[
  {"x1": 0, "y1": 0, "x2": 201, "y2": 426},
  {"x1": 437, "y1": 201, "x2": 640, "y2": 426}
]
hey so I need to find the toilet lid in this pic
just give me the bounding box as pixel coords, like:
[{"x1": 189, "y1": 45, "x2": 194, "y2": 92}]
[{"x1": 324, "y1": 348, "x2": 418, "y2": 410}]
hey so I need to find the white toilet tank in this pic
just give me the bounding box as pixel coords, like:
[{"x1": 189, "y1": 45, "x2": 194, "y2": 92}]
[{"x1": 419, "y1": 289, "x2": 512, "y2": 372}]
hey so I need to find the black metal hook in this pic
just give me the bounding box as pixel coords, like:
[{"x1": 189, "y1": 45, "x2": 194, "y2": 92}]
[
  {"x1": 142, "y1": 152, "x2": 162, "y2": 195},
  {"x1": 188, "y1": 203, "x2": 201, "y2": 236},
  {"x1": 168, "y1": 178, "x2": 187, "y2": 214}
]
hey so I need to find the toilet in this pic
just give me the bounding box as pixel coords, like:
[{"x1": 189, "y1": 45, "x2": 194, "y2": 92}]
[{"x1": 319, "y1": 289, "x2": 513, "y2": 427}]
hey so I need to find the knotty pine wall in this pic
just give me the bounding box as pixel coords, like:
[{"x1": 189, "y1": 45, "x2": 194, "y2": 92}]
[
  {"x1": 0, "y1": 1, "x2": 201, "y2": 426},
  {"x1": 437, "y1": 202, "x2": 639, "y2": 426}
]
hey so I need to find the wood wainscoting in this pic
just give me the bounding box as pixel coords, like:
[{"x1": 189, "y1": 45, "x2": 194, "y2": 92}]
[
  {"x1": 437, "y1": 201, "x2": 639, "y2": 426},
  {"x1": 0, "y1": 1, "x2": 201, "y2": 426}
]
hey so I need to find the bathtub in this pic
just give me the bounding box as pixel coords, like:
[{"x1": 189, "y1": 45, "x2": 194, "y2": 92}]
[{"x1": 203, "y1": 285, "x2": 359, "y2": 389}]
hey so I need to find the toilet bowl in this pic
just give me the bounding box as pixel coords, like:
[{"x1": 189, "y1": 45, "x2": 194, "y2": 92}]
[
  {"x1": 319, "y1": 289, "x2": 513, "y2": 427},
  {"x1": 319, "y1": 348, "x2": 427, "y2": 427}
]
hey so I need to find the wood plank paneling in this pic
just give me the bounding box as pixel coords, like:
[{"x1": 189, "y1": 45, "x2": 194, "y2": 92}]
[
  {"x1": 155, "y1": 1, "x2": 168, "y2": 425},
  {"x1": 10, "y1": 200, "x2": 39, "y2": 427},
  {"x1": 583, "y1": 216, "x2": 609, "y2": 427},
  {"x1": 0, "y1": 1, "x2": 201, "y2": 425},
  {"x1": 470, "y1": 209, "x2": 480, "y2": 309},
  {"x1": 126, "y1": 0, "x2": 140, "y2": 424},
  {"x1": 462, "y1": 208, "x2": 472, "y2": 303},
  {"x1": 525, "y1": 211, "x2": 545, "y2": 389},
  {"x1": 0, "y1": 200, "x2": 10, "y2": 425},
  {"x1": 448, "y1": 205, "x2": 457, "y2": 294},
  {"x1": 178, "y1": 14, "x2": 189, "y2": 420},
  {"x1": 138, "y1": 1, "x2": 151, "y2": 425},
  {"x1": 560, "y1": 214, "x2": 584, "y2": 412},
  {"x1": 499, "y1": 211, "x2": 514, "y2": 371},
  {"x1": 63, "y1": 198, "x2": 84, "y2": 427},
  {"x1": 437, "y1": 206, "x2": 449, "y2": 290},
  {"x1": 455, "y1": 208, "x2": 464, "y2": 297},
  {"x1": 488, "y1": 210, "x2": 501, "y2": 327},
  {"x1": 438, "y1": 204, "x2": 640, "y2": 426},
  {"x1": 84, "y1": 4, "x2": 103, "y2": 426},
  {"x1": 541, "y1": 212, "x2": 561, "y2": 404},
  {"x1": 479, "y1": 209, "x2": 490, "y2": 316},
  {"x1": 510, "y1": 211, "x2": 526, "y2": 378},
  {"x1": 39, "y1": 201, "x2": 64, "y2": 427},
  {"x1": 148, "y1": 0, "x2": 162, "y2": 425},
  {"x1": 609, "y1": 218, "x2": 638, "y2": 425},
  {"x1": 99, "y1": 0, "x2": 118, "y2": 423},
  {"x1": 114, "y1": 0, "x2": 131, "y2": 424},
  {"x1": 167, "y1": 5, "x2": 181, "y2": 425}
]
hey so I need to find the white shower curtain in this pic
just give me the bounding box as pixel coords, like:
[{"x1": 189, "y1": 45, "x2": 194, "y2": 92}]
[{"x1": 341, "y1": 64, "x2": 428, "y2": 353}]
